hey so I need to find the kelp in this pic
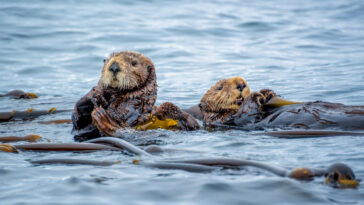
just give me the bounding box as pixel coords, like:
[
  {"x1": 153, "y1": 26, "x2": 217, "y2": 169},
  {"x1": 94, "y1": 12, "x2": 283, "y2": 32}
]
[
  {"x1": 86, "y1": 137, "x2": 152, "y2": 157},
  {"x1": 13, "y1": 143, "x2": 121, "y2": 152},
  {"x1": 134, "y1": 115, "x2": 178, "y2": 130},
  {"x1": 0, "y1": 107, "x2": 71, "y2": 122},
  {"x1": 0, "y1": 144, "x2": 18, "y2": 153},
  {"x1": 39, "y1": 119, "x2": 72, "y2": 124},
  {"x1": 0, "y1": 134, "x2": 41, "y2": 143},
  {"x1": 31, "y1": 158, "x2": 120, "y2": 166},
  {"x1": 0, "y1": 90, "x2": 38, "y2": 99},
  {"x1": 264, "y1": 96, "x2": 303, "y2": 108},
  {"x1": 254, "y1": 130, "x2": 364, "y2": 138}
]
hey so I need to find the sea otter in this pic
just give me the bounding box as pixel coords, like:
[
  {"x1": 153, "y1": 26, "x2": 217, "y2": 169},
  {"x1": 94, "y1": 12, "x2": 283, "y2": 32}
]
[
  {"x1": 199, "y1": 77, "x2": 272, "y2": 126},
  {"x1": 72, "y1": 51, "x2": 199, "y2": 141},
  {"x1": 199, "y1": 77, "x2": 364, "y2": 131}
]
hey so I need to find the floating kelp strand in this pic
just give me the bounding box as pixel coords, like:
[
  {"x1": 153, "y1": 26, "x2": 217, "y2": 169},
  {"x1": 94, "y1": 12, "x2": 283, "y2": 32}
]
[
  {"x1": 14, "y1": 143, "x2": 121, "y2": 152},
  {"x1": 133, "y1": 160, "x2": 217, "y2": 173},
  {"x1": 255, "y1": 130, "x2": 364, "y2": 138},
  {"x1": 86, "y1": 137, "x2": 152, "y2": 157},
  {"x1": 30, "y1": 158, "x2": 120, "y2": 166},
  {"x1": 0, "y1": 135, "x2": 41, "y2": 143}
]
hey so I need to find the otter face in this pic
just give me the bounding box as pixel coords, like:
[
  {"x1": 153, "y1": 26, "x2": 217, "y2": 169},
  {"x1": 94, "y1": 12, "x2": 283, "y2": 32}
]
[
  {"x1": 99, "y1": 51, "x2": 154, "y2": 90},
  {"x1": 200, "y1": 77, "x2": 250, "y2": 112}
]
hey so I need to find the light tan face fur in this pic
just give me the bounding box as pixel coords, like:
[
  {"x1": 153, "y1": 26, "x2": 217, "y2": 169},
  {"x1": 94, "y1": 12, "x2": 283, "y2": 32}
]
[
  {"x1": 99, "y1": 51, "x2": 153, "y2": 90},
  {"x1": 200, "y1": 77, "x2": 250, "y2": 112}
]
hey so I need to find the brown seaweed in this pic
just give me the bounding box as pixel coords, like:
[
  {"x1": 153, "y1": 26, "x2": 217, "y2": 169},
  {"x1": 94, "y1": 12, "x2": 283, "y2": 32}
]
[
  {"x1": 255, "y1": 130, "x2": 364, "y2": 138},
  {"x1": 0, "y1": 108, "x2": 72, "y2": 122},
  {"x1": 30, "y1": 158, "x2": 120, "y2": 166},
  {"x1": 0, "y1": 134, "x2": 41, "y2": 143},
  {"x1": 0, "y1": 90, "x2": 38, "y2": 99},
  {"x1": 13, "y1": 143, "x2": 121, "y2": 152},
  {"x1": 133, "y1": 160, "x2": 217, "y2": 173},
  {"x1": 39, "y1": 119, "x2": 72, "y2": 124},
  {"x1": 86, "y1": 137, "x2": 152, "y2": 157}
]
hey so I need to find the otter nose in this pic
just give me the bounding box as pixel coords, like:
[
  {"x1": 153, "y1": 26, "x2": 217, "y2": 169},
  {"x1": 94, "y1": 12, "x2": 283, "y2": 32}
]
[
  {"x1": 237, "y1": 82, "x2": 246, "y2": 91},
  {"x1": 109, "y1": 62, "x2": 120, "y2": 74}
]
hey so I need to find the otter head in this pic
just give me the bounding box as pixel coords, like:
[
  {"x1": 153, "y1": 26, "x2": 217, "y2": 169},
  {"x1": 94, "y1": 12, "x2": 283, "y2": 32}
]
[
  {"x1": 99, "y1": 51, "x2": 155, "y2": 91},
  {"x1": 199, "y1": 77, "x2": 250, "y2": 113}
]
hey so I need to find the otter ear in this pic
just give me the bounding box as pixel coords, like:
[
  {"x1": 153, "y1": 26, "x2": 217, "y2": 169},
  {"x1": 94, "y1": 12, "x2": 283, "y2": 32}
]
[
  {"x1": 103, "y1": 59, "x2": 106, "y2": 63},
  {"x1": 147, "y1": 65, "x2": 153, "y2": 70}
]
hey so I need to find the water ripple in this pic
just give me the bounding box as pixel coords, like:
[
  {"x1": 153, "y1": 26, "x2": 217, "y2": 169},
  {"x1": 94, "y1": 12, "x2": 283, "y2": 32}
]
[{"x1": 1, "y1": 0, "x2": 364, "y2": 204}]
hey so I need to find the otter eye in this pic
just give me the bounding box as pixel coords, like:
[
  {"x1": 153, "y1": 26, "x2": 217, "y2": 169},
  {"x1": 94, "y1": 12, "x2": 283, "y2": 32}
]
[
  {"x1": 131, "y1": 61, "x2": 137, "y2": 66},
  {"x1": 103, "y1": 59, "x2": 106, "y2": 63},
  {"x1": 217, "y1": 86, "x2": 223, "y2": 90}
]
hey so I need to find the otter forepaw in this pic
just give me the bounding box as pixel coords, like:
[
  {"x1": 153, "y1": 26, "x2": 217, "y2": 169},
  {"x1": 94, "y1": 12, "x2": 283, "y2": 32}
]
[
  {"x1": 155, "y1": 102, "x2": 179, "y2": 120},
  {"x1": 184, "y1": 115, "x2": 201, "y2": 130},
  {"x1": 258, "y1": 89, "x2": 277, "y2": 104},
  {"x1": 91, "y1": 107, "x2": 120, "y2": 136},
  {"x1": 155, "y1": 102, "x2": 200, "y2": 131},
  {"x1": 91, "y1": 93, "x2": 108, "y2": 108},
  {"x1": 249, "y1": 92, "x2": 266, "y2": 107}
]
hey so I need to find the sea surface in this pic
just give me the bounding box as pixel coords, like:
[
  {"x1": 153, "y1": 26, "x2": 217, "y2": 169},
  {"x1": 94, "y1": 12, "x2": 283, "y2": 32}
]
[{"x1": 1, "y1": 0, "x2": 364, "y2": 204}]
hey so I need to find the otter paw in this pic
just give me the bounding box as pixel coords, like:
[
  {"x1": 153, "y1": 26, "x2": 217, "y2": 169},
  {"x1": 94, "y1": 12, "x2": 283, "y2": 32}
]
[
  {"x1": 184, "y1": 115, "x2": 201, "y2": 130},
  {"x1": 91, "y1": 93, "x2": 108, "y2": 108},
  {"x1": 155, "y1": 102, "x2": 181, "y2": 120},
  {"x1": 258, "y1": 89, "x2": 277, "y2": 104},
  {"x1": 249, "y1": 92, "x2": 265, "y2": 107},
  {"x1": 155, "y1": 102, "x2": 200, "y2": 131},
  {"x1": 91, "y1": 107, "x2": 120, "y2": 136}
]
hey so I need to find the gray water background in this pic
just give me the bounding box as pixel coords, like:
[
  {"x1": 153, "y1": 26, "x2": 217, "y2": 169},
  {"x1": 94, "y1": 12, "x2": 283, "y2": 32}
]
[{"x1": 0, "y1": 0, "x2": 364, "y2": 204}]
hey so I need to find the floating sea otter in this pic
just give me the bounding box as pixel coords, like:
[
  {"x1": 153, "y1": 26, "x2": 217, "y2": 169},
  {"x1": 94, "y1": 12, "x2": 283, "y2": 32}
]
[
  {"x1": 198, "y1": 77, "x2": 364, "y2": 131},
  {"x1": 72, "y1": 51, "x2": 199, "y2": 141}
]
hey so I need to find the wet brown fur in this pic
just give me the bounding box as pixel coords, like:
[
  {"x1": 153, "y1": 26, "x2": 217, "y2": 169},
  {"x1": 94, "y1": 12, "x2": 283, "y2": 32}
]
[
  {"x1": 200, "y1": 77, "x2": 251, "y2": 113},
  {"x1": 72, "y1": 51, "x2": 199, "y2": 141},
  {"x1": 199, "y1": 77, "x2": 274, "y2": 126},
  {"x1": 155, "y1": 102, "x2": 200, "y2": 130},
  {"x1": 72, "y1": 51, "x2": 157, "y2": 141},
  {"x1": 199, "y1": 77, "x2": 364, "y2": 130}
]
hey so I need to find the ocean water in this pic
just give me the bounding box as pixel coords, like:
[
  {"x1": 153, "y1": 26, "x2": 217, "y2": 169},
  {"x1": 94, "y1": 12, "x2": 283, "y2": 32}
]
[{"x1": 1, "y1": 0, "x2": 364, "y2": 204}]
